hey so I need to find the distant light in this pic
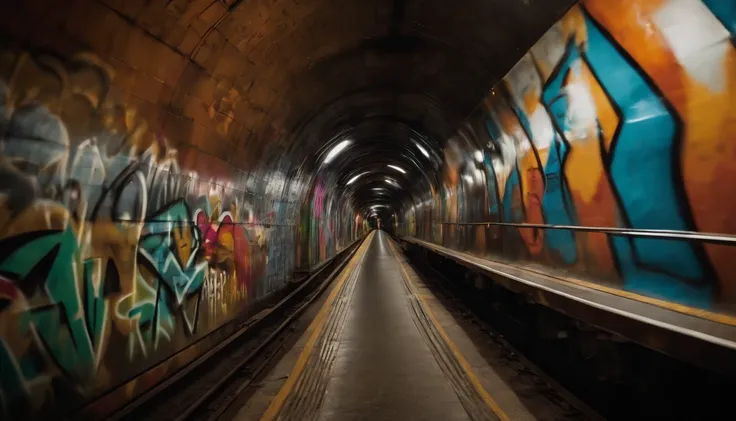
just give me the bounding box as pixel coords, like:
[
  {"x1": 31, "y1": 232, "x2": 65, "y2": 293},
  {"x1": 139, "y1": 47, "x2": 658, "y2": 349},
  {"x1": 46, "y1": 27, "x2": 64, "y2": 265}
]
[
  {"x1": 372, "y1": 187, "x2": 385, "y2": 191},
  {"x1": 462, "y1": 174, "x2": 474, "y2": 186},
  {"x1": 385, "y1": 177, "x2": 399, "y2": 187},
  {"x1": 347, "y1": 171, "x2": 367, "y2": 185},
  {"x1": 415, "y1": 142, "x2": 430, "y2": 158},
  {"x1": 387, "y1": 164, "x2": 406, "y2": 174},
  {"x1": 323, "y1": 140, "x2": 351, "y2": 164},
  {"x1": 474, "y1": 151, "x2": 484, "y2": 162}
]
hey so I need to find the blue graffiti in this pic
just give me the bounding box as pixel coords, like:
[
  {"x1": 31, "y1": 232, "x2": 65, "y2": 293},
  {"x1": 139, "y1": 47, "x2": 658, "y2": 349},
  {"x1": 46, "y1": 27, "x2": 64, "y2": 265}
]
[
  {"x1": 482, "y1": 159, "x2": 502, "y2": 222},
  {"x1": 582, "y1": 12, "x2": 711, "y2": 307},
  {"x1": 484, "y1": 113, "x2": 523, "y2": 225},
  {"x1": 535, "y1": 43, "x2": 581, "y2": 266},
  {"x1": 484, "y1": 111, "x2": 530, "y2": 253},
  {"x1": 540, "y1": 138, "x2": 578, "y2": 265},
  {"x1": 135, "y1": 200, "x2": 206, "y2": 342},
  {"x1": 0, "y1": 228, "x2": 97, "y2": 379},
  {"x1": 483, "y1": 119, "x2": 503, "y2": 222},
  {"x1": 703, "y1": 0, "x2": 735, "y2": 35}
]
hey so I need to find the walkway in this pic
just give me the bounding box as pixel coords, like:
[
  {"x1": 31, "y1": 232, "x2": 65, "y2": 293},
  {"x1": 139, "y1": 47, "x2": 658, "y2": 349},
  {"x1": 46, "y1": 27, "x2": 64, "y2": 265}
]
[{"x1": 236, "y1": 231, "x2": 541, "y2": 421}]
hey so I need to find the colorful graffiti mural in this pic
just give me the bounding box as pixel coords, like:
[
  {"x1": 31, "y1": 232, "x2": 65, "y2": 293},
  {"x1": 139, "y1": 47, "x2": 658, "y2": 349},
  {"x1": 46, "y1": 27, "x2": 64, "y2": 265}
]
[
  {"x1": 0, "y1": 49, "x2": 362, "y2": 420},
  {"x1": 296, "y1": 176, "x2": 367, "y2": 269},
  {"x1": 402, "y1": 0, "x2": 736, "y2": 311}
]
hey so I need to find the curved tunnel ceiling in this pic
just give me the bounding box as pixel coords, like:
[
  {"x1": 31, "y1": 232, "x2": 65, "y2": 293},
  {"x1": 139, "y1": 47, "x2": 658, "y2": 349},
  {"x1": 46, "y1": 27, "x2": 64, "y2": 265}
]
[
  {"x1": 250, "y1": 0, "x2": 578, "y2": 216},
  {"x1": 3, "y1": 0, "x2": 576, "y2": 217}
]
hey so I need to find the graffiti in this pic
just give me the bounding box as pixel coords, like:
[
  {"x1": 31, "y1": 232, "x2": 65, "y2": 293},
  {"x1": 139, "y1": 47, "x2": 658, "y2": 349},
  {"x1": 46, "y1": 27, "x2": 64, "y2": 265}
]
[
  {"x1": 309, "y1": 180, "x2": 335, "y2": 267},
  {"x1": 404, "y1": 0, "x2": 736, "y2": 310},
  {"x1": 123, "y1": 200, "x2": 207, "y2": 359},
  {"x1": 203, "y1": 268, "x2": 228, "y2": 322},
  {"x1": 296, "y1": 174, "x2": 366, "y2": 271},
  {"x1": 195, "y1": 201, "x2": 251, "y2": 301},
  {"x1": 0, "y1": 45, "x2": 364, "y2": 420}
]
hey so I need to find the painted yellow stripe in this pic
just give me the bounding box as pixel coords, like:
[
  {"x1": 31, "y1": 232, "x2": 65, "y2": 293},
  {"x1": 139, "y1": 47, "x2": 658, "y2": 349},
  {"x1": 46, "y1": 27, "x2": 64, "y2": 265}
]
[
  {"x1": 415, "y1": 238, "x2": 736, "y2": 327},
  {"x1": 386, "y1": 238, "x2": 511, "y2": 421},
  {"x1": 260, "y1": 231, "x2": 374, "y2": 421},
  {"x1": 556, "y1": 274, "x2": 736, "y2": 327}
]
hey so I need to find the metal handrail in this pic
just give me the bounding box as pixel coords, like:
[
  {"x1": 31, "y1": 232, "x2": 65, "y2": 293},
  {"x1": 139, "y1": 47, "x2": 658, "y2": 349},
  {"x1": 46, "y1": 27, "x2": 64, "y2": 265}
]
[{"x1": 396, "y1": 221, "x2": 736, "y2": 246}]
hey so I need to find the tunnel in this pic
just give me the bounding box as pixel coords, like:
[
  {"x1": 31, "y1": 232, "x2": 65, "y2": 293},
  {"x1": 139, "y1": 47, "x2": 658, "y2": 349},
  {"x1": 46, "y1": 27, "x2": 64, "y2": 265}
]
[{"x1": 1, "y1": 0, "x2": 735, "y2": 420}]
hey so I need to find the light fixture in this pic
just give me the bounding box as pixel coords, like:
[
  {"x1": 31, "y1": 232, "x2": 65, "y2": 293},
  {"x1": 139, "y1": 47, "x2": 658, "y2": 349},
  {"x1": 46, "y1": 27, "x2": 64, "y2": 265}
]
[
  {"x1": 387, "y1": 164, "x2": 406, "y2": 174},
  {"x1": 385, "y1": 177, "x2": 399, "y2": 187},
  {"x1": 323, "y1": 140, "x2": 351, "y2": 164},
  {"x1": 474, "y1": 151, "x2": 484, "y2": 162},
  {"x1": 347, "y1": 171, "x2": 367, "y2": 185},
  {"x1": 414, "y1": 141, "x2": 430, "y2": 158}
]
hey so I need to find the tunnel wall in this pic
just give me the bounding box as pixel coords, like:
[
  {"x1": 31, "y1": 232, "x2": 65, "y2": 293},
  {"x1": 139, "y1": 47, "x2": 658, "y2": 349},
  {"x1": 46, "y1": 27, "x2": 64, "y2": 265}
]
[
  {"x1": 401, "y1": 0, "x2": 736, "y2": 312},
  {"x1": 297, "y1": 174, "x2": 370, "y2": 269},
  {"x1": 0, "y1": 21, "x2": 365, "y2": 421}
]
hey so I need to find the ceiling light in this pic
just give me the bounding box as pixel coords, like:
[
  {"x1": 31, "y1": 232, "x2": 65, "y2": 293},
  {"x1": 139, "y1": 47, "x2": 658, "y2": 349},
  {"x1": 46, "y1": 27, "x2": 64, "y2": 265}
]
[
  {"x1": 387, "y1": 164, "x2": 406, "y2": 174},
  {"x1": 474, "y1": 151, "x2": 484, "y2": 162},
  {"x1": 323, "y1": 140, "x2": 351, "y2": 164},
  {"x1": 347, "y1": 171, "x2": 367, "y2": 185},
  {"x1": 414, "y1": 141, "x2": 430, "y2": 158}
]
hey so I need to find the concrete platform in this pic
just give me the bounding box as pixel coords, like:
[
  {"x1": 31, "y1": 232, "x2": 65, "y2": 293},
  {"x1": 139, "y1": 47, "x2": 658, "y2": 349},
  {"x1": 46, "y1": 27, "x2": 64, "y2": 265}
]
[
  {"x1": 399, "y1": 236, "x2": 736, "y2": 375},
  {"x1": 235, "y1": 231, "x2": 556, "y2": 421}
]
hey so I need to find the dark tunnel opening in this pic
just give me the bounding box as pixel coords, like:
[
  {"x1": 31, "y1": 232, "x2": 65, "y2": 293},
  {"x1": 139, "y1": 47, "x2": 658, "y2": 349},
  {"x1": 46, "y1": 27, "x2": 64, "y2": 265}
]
[{"x1": 1, "y1": 0, "x2": 735, "y2": 419}]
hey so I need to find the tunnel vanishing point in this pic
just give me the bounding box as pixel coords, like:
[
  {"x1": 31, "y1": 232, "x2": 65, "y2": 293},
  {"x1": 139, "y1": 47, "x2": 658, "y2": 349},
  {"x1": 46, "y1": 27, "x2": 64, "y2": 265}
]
[{"x1": 0, "y1": 0, "x2": 735, "y2": 419}]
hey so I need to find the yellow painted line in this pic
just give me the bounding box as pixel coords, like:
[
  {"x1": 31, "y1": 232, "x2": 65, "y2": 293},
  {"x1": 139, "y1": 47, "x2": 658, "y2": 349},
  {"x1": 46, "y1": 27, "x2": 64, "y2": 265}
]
[
  {"x1": 556, "y1": 274, "x2": 736, "y2": 327},
  {"x1": 413, "y1": 238, "x2": 736, "y2": 328},
  {"x1": 386, "y1": 238, "x2": 511, "y2": 421},
  {"x1": 260, "y1": 231, "x2": 374, "y2": 421}
]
